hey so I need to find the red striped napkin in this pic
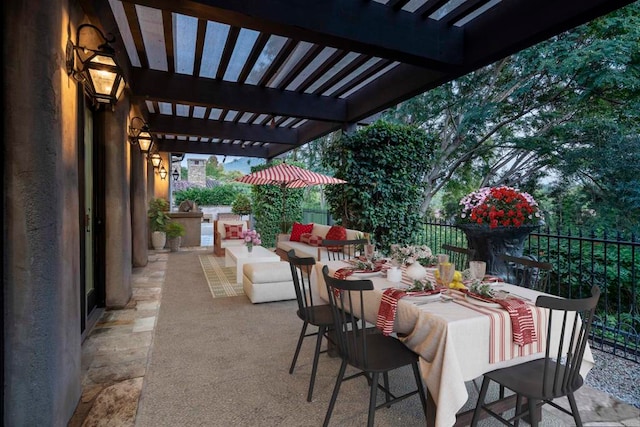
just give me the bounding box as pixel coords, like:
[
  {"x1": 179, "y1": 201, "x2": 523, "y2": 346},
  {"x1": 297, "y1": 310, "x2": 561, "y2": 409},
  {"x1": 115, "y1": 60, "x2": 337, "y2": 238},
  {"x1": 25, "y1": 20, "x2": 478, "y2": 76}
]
[
  {"x1": 376, "y1": 288, "x2": 443, "y2": 336},
  {"x1": 466, "y1": 291, "x2": 537, "y2": 346}
]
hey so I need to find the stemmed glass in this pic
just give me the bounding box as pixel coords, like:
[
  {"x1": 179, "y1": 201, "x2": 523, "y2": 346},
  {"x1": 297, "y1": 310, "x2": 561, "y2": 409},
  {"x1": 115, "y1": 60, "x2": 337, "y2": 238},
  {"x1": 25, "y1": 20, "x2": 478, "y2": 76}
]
[{"x1": 438, "y1": 262, "x2": 455, "y2": 290}]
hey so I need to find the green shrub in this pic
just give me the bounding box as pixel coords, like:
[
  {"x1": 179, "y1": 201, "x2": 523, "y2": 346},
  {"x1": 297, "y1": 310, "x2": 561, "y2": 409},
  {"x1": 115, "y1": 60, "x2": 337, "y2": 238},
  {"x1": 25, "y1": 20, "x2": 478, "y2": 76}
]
[
  {"x1": 231, "y1": 194, "x2": 252, "y2": 215},
  {"x1": 174, "y1": 184, "x2": 249, "y2": 206},
  {"x1": 165, "y1": 221, "x2": 186, "y2": 238}
]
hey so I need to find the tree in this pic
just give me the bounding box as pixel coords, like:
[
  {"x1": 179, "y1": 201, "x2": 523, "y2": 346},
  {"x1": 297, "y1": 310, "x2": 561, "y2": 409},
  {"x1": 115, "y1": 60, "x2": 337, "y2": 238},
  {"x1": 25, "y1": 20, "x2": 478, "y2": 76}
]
[
  {"x1": 205, "y1": 156, "x2": 225, "y2": 179},
  {"x1": 322, "y1": 121, "x2": 436, "y2": 251},
  {"x1": 383, "y1": 2, "x2": 640, "y2": 221}
]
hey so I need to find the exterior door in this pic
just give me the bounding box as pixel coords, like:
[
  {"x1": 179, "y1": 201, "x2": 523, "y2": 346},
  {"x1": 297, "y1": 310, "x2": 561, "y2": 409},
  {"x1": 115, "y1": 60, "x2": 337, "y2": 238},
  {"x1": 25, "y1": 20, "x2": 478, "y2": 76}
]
[{"x1": 80, "y1": 102, "x2": 104, "y2": 336}]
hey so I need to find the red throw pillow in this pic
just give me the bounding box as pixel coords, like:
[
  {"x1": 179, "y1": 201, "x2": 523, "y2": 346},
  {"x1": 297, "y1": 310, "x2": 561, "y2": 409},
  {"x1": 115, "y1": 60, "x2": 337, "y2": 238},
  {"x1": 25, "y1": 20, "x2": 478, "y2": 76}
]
[
  {"x1": 324, "y1": 225, "x2": 347, "y2": 252},
  {"x1": 224, "y1": 224, "x2": 243, "y2": 239},
  {"x1": 290, "y1": 222, "x2": 313, "y2": 242}
]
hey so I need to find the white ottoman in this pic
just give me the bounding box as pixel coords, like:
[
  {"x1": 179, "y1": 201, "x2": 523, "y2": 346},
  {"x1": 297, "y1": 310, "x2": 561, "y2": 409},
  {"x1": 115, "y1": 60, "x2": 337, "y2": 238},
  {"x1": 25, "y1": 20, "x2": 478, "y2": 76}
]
[{"x1": 242, "y1": 261, "x2": 296, "y2": 303}]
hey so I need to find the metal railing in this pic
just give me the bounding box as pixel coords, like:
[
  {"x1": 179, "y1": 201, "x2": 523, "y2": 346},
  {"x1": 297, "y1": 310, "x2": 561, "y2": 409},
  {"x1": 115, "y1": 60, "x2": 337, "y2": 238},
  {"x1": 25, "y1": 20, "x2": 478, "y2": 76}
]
[
  {"x1": 303, "y1": 209, "x2": 639, "y2": 363},
  {"x1": 420, "y1": 219, "x2": 639, "y2": 363}
]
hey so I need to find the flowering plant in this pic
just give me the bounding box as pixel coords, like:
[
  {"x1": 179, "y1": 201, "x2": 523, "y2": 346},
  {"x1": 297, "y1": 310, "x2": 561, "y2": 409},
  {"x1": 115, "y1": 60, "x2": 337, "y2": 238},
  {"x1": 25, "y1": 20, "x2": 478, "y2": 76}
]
[
  {"x1": 241, "y1": 229, "x2": 261, "y2": 247},
  {"x1": 390, "y1": 244, "x2": 434, "y2": 266},
  {"x1": 457, "y1": 186, "x2": 542, "y2": 229}
]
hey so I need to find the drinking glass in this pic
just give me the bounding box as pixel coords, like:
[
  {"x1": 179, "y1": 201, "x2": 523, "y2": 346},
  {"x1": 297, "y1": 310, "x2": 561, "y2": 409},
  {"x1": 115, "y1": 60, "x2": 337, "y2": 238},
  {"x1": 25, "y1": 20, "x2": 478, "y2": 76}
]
[
  {"x1": 438, "y1": 262, "x2": 455, "y2": 289},
  {"x1": 469, "y1": 261, "x2": 486, "y2": 281},
  {"x1": 437, "y1": 254, "x2": 450, "y2": 264}
]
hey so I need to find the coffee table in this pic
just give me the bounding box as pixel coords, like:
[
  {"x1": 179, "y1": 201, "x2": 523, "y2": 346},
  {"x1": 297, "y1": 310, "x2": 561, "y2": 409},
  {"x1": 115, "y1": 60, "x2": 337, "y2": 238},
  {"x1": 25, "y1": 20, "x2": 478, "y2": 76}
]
[{"x1": 225, "y1": 245, "x2": 280, "y2": 283}]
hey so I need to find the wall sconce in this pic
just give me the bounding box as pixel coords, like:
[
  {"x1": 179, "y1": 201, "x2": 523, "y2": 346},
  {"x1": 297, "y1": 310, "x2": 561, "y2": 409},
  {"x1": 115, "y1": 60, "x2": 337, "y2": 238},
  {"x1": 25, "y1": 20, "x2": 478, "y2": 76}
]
[
  {"x1": 172, "y1": 168, "x2": 180, "y2": 181},
  {"x1": 66, "y1": 23, "x2": 125, "y2": 108},
  {"x1": 128, "y1": 116, "x2": 153, "y2": 153},
  {"x1": 159, "y1": 166, "x2": 168, "y2": 180},
  {"x1": 150, "y1": 153, "x2": 162, "y2": 169}
]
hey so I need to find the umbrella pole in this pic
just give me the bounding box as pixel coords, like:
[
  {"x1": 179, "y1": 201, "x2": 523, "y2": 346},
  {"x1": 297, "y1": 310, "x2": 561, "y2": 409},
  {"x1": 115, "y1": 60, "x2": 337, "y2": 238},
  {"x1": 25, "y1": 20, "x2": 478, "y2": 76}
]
[{"x1": 281, "y1": 184, "x2": 287, "y2": 234}]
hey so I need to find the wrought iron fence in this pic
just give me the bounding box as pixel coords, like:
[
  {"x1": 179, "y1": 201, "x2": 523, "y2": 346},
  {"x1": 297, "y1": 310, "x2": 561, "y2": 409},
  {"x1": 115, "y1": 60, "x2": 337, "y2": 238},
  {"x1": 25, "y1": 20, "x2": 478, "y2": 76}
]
[
  {"x1": 420, "y1": 218, "x2": 639, "y2": 363},
  {"x1": 302, "y1": 210, "x2": 639, "y2": 362}
]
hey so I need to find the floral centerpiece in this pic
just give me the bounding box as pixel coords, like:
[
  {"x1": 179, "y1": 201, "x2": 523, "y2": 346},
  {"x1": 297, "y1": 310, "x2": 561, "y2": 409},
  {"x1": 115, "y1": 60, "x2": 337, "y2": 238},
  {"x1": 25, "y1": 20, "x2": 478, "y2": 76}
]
[
  {"x1": 390, "y1": 245, "x2": 435, "y2": 266},
  {"x1": 241, "y1": 229, "x2": 261, "y2": 252},
  {"x1": 457, "y1": 186, "x2": 542, "y2": 228}
]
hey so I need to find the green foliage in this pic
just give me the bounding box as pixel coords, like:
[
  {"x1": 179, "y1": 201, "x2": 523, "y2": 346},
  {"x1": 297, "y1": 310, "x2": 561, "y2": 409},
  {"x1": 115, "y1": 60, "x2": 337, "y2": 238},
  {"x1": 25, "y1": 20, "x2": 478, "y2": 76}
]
[
  {"x1": 249, "y1": 161, "x2": 305, "y2": 247},
  {"x1": 165, "y1": 221, "x2": 185, "y2": 238},
  {"x1": 147, "y1": 198, "x2": 171, "y2": 232},
  {"x1": 231, "y1": 194, "x2": 252, "y2": 216},
  {"x1": 381, "y1": 3, "x2": 640, "y2": 230},
  {"x1": 173, "y1": 184, "x2": 248, "y2": 206},
  {"x1": 322, "y1": 121, "x2": 437, "y2": 252}
]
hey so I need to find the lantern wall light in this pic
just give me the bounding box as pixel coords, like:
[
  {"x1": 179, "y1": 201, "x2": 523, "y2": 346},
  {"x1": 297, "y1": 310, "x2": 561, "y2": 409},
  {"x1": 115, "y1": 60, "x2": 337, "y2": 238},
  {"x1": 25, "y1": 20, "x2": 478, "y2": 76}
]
[
  {"x1": 150, "y1": 153, "x2": 162, "y2": 169},
  {"x1": 159, "y1": 166, "x2": 168, "y2": 180},
  {"x1": 172, "y1": 168, "x2": 180, "y2": 182},
  {"x1": 128, "y1": 116, "x2": 153, "y2": 153},
  {"x1": 66, "y1": 23, "x2": 125, "y2": 109}
]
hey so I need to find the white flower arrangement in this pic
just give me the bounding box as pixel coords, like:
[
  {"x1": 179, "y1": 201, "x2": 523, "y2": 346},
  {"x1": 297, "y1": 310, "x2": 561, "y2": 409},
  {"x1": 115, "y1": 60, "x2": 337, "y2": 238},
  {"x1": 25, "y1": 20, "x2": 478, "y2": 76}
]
[{"x1": 390, "y1": 244, "x2": 434, "y2": 266}]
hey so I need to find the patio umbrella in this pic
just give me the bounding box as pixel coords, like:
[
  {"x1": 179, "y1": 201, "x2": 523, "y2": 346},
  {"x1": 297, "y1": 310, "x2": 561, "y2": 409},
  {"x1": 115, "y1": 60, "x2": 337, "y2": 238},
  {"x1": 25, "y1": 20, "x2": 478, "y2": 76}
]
[{"x1": 235, "y1": 163, "x2": 346, "y2": 231}]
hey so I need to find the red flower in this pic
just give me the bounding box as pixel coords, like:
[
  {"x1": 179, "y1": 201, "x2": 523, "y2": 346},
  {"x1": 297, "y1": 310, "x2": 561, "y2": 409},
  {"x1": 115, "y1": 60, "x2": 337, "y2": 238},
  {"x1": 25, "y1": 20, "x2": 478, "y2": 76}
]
[{"x1": 458, "y1": 186, "x2": 542, "y2": 228}]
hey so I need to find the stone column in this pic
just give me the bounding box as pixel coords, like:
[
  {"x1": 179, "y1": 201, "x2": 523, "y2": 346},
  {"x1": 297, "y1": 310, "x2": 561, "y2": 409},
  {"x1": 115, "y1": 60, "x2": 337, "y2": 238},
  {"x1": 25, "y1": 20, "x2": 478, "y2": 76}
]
[
  {"x1": 3, "y1": 0, "x2": 82, "y2": 424},
  {"x1": 100, "y1": 97, "x2": 133, "y2": 307},
  {"x1": 131, "y1": 143, "x2": 149, "y2": 267}
]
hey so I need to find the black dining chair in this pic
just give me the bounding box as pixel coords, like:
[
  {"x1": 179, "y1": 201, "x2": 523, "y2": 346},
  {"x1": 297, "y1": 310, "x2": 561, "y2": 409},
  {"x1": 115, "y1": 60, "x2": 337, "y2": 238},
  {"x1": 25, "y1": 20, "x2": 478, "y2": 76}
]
[
  {"x1": 471, "y1": 285, "x2": 601, "y2": 427},
  {"x1": 321, "y1": 265, "x2": 428, "y2": 427},
  {"x1": 286, "y1": 250, "x2": 334, "y2": 402},
  {"x1": 321, "y1": 238, "x2": 369, "y2": 261},
  {"x1": 441, "y1": 244, "x2": 475, "y2": 271},
  {"x1": 500, "y1": 254, "x2": 554, "y2": 293}
]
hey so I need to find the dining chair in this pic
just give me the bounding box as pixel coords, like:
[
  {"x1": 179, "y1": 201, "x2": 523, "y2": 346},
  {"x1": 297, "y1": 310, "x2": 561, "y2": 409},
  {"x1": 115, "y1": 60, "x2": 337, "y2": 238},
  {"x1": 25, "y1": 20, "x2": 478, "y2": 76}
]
[
  {"x1": 321, "y1": 265, "x2": 428, "y2": 427},
  {"x1": 286, "y1": 250, "x2": 334, "y2": 402},
  {"x1": 471, "y1": 285, "x2": 601, "y2": 427},
  {"x1": 500, "y1": 254, "x2": 554, "y2": 293},
  {"x1": 441, "y1": 244, "x2": 475, "y2": 271},
  {"x1": 321, "y1": 238, "x2": 369, "y2": 261}
]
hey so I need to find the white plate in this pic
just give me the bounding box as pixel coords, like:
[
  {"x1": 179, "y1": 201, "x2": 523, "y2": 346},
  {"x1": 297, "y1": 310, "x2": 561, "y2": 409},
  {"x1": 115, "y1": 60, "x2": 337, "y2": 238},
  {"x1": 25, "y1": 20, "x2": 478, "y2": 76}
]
[
  {"x1": 352, "y1": 270, "x2": 382, "y2": 279},
  {"x1": 465, "y1": 293, "x2": 502, "y2": 308},
  {"x1": 404, "y1": 293, "x2": 442, "y2": 303}
]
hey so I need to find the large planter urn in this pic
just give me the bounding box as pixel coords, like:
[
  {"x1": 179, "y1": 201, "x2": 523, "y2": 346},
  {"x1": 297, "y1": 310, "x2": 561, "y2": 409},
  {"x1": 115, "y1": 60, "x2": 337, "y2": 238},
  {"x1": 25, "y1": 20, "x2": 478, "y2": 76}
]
[
  {"x1": 457, "y1": 223, "x2": 540, "y2": 280},
  {"x1": 151, "y1": 231, "x2": 166, "y2": 251}
]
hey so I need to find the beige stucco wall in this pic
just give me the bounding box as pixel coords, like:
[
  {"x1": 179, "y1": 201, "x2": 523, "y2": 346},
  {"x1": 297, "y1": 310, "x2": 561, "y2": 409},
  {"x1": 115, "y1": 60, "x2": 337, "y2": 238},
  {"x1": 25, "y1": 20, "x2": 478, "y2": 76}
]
[
  {"x1": 3, "y1": 0, "x2": 82, "y2": 424},
  {"x1": 3, "y1": 0, "x2": 141, "y2": 423}
]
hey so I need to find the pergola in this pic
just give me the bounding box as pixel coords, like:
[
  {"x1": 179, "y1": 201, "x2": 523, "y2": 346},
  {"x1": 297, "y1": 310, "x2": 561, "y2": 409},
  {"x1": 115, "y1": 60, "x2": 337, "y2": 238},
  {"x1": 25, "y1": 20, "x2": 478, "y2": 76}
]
[{"x1": 81, "y1": 0, "x2": 634, "y2": 159}]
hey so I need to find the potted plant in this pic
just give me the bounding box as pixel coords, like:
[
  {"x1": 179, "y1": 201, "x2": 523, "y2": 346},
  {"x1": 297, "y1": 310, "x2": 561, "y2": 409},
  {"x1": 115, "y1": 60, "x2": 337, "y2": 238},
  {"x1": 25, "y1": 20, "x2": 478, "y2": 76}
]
[
  {"x1": 165, "y1": 221, "x2": 186, "y2": 252},
  {"x1": 148, "y1": 197, "x2": 171, "y2": 250},
  {"x1": 231, "y1": 194, "x2": 252, "y2": 217},
  {"x1": 455, "y1": 186, "x2": 544, "y2": 279}
]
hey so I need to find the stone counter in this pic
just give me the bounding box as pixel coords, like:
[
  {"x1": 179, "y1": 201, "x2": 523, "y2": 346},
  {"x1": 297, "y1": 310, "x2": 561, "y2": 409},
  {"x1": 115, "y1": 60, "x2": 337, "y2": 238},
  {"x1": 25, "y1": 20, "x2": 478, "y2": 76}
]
[{"x1": 167, "y1": 212, "x2": 203, "y2": 247}]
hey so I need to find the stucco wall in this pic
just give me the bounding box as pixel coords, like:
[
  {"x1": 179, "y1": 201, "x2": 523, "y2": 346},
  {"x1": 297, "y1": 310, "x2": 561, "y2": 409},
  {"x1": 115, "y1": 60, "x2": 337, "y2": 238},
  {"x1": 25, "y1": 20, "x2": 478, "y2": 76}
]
[{"x1": 3, "y1": 0, "x2": 82, "y2": 424}]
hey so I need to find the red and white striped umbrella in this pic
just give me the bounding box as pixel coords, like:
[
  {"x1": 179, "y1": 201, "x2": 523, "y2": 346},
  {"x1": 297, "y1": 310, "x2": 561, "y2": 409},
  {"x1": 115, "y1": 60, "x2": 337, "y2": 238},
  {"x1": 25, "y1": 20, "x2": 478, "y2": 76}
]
[
  {"x1": 236, "y1": 163, "x2": 346, "y2": 231},
  {"x1": 235, "y1": 163, "x2": 346, "y2": 188}
]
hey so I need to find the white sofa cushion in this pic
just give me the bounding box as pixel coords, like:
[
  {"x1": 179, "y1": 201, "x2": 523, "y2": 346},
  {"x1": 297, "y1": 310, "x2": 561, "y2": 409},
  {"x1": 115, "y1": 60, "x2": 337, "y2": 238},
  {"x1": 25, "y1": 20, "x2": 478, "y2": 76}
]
[{"x1": 242, "y1": 261, "x2": 295, "y2": 303}]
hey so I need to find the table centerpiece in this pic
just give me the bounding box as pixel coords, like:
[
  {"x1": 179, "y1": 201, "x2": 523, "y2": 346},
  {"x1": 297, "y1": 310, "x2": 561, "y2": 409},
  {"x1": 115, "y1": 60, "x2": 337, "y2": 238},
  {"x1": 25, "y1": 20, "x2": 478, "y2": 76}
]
[{"x1": 241, "y1": 229, "x2": 261, "y2": 253}]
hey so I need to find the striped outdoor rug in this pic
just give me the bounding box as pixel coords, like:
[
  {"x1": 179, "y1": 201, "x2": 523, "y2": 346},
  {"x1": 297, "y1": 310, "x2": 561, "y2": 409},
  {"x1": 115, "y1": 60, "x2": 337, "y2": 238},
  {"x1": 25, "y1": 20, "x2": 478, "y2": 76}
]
[{"x1": 198, "y1": 255, "x2": 244, "y2": 298}]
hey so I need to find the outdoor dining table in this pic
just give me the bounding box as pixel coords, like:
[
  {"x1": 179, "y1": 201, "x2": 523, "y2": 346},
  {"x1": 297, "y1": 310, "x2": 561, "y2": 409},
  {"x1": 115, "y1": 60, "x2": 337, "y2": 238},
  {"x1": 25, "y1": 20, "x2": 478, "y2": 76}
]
[{"x1": 311, "y1": 260, "x2": 595, "y2": 427}]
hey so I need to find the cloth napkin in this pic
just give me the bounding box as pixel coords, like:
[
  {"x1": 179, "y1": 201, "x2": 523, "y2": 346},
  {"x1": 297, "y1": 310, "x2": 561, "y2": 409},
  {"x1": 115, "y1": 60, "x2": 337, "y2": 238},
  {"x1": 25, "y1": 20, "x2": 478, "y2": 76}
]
[
  {"x1": 334, "y1": 268, "x2": 355, "y2": 280},
  {"x1": 376, "y1": 288, "x2": 442, "y2": 336},
  {"x1": 466, "y1": 291, "x2": 537, "y2": 346}
]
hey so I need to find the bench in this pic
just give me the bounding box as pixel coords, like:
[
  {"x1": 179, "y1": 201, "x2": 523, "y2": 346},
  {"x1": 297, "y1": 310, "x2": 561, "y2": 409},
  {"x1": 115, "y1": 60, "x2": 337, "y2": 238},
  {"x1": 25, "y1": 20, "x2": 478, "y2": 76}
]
[{"x1": 242, "y1": 261, "x2": 295, "y2": 303}]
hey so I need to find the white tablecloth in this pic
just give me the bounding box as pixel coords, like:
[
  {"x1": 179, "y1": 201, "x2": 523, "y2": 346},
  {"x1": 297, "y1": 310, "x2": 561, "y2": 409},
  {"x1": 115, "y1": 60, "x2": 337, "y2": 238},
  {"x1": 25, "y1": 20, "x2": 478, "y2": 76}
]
[{"x1": 312, "y1": 260, "x2": 595, "y2": 427}]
